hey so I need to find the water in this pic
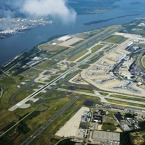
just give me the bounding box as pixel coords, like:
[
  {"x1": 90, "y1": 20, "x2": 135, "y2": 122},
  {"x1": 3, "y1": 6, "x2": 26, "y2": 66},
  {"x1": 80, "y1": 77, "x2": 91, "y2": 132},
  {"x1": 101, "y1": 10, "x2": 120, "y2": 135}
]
[{"x1": 0, "y1": 0, "x2": 145, "y2": 66}]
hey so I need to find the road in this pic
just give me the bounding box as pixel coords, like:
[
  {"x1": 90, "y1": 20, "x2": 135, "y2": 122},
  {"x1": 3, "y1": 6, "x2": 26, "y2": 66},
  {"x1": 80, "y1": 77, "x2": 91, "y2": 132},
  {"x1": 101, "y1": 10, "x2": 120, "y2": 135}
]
[
  {"x1": 105, "y1": 96, "x2": 145, "y2": 105},
  {"x1": 58, "y1": 88, "x2": 108, "y2": 104},
  {"x1": 9, "y1": 26, "x2": 121, "y2": 111},
  {"x1": 9, "y1": 43, "x2": 109, "y2": 111},
  {"x1": 57, "y1": 88, "x2": 145, "y2": 110},
  {"x1": 50, "y1": 26, "x2": 121, "y2": 64},
  {"x1": 21, "y1": 96, "x2": 79, "y2": 145}
]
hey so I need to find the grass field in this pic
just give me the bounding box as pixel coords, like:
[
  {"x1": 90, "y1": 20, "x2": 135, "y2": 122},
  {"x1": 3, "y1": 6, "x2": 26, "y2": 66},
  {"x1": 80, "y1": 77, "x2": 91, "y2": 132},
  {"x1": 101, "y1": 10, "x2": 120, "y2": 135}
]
[
  {"x1": 0, "y1": 25, "x2": 119, "y2": 145},
  {"x1": 141, "y1": 55, "x2": 145, "y2": 68},
  {"x1": 104, "y1": 116, "x2": 117, "y2": 124},
  {"x1": 77, "y1": 33, "x2": 91, "y2": 39},
  {"x1": 22, "y1": 60, "x2": 55, "y2": 79},
  {"x1": 28, "y1": 95, "x2": 101, "y2": 145},
  {"x1": 91, "y1": 44, "x2": 104, "y2": 53},
  {"x1": 1, "y1": 96, "x2": 72, "y2": 145},
  {"x1": 0, "y1": 76, "x2": 21, "y2": 109},
  {"x1": 106, "y1": 98, "x2": 145, "y2": 108},
  {"x1": 102, "y1": 123, "x2": 116, "y2": 132},
  {"x1": 26, "y1": 97, "x2": 71, "y2": 132},
  {"x1": 0, "y1": 110, "x2": 17, "y2": 126},
  {"x1": 30, "y1": 99, "x2": 81, "y2": 145},
  {"x1": 99, "y1": 91, "x2": 109, "y2": 96},
  {"x1": 103, "y1": 35, "x2": 127, "y2": 44},
  {"x1": 67, "y1": 50, "x2": 88, "y2": 61},
  {"x1": 39, "y1": 44, "x2": 65, "y2": 52},
  {"x1": 110, "y1": 94, "x2": 145, "y2": 102}
]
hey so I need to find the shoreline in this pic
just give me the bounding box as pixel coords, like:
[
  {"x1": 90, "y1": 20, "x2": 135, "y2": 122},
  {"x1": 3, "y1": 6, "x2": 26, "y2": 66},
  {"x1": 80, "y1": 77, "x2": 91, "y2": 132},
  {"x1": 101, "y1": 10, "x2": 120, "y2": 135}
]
[
  {"x1": 0, "y1": 15, "x2": 144, "y2": 67},
  {"x1": 0, "y1": 20, "x2": 135, "y2": 68}
]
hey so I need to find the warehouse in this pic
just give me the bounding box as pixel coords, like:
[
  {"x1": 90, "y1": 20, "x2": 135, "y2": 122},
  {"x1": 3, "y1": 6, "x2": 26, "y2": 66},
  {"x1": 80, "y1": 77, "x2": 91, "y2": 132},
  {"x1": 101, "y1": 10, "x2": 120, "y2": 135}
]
[{"x1": 92, "y1": 131, "x2": 120, "y2": 145}]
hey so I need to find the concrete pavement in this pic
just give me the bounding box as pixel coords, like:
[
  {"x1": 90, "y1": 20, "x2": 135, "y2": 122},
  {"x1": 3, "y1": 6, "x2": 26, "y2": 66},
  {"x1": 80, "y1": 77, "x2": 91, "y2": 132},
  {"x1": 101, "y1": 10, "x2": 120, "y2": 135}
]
[{"x1": 9, "y1": 43, "x2": 109, "y2": 111}]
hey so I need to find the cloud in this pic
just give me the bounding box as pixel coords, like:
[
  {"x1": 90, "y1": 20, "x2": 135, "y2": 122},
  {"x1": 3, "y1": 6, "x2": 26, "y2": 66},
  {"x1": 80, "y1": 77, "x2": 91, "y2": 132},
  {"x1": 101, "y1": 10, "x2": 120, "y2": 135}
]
[{"x1": 21, "y1": 0, "x2": 76, "y2": 23}]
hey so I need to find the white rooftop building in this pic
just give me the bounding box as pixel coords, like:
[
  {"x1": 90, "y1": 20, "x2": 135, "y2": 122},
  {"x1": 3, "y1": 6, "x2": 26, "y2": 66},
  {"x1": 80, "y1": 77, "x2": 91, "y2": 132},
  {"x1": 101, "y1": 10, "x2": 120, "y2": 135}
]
[{"x1": 58, "y1": 35, "x2": 72, "y2": 42}]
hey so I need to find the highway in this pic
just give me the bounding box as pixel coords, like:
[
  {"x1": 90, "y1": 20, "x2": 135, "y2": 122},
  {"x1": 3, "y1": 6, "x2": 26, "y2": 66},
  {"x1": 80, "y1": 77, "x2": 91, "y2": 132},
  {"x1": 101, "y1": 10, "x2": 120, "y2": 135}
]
[
  {"x1": 9, "y1": 43, "x2": 109, "y2": 111},
  {"x1": 21, "y1": 96, "x2": 79, "y2": 145}
]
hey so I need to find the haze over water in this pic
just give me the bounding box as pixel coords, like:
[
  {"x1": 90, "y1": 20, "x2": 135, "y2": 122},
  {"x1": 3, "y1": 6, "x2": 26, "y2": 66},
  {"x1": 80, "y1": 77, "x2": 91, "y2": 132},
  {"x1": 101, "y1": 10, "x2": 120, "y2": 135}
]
[{"x1": 0, "y1": 0, "x2": 145, "y2": 66}]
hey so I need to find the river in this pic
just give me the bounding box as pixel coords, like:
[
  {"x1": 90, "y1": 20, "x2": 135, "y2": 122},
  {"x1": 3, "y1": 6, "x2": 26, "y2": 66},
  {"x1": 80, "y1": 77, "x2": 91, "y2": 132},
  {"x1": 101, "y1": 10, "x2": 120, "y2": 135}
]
[{"x1": 0, "y1": 0, "x2": 145, "y2": 66}]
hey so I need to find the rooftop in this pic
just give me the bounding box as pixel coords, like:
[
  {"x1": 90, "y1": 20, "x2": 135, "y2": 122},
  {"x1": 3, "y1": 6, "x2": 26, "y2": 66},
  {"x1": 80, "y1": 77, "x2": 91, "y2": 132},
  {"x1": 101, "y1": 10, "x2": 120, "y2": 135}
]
[
  {"x1": 120, "y1": 121, "x2": 131, "y2": 131},
  {"x1": 114, "y1": 114, "x2": 123, "y2": 122},
  {"x1": 76, "y1": 129, "x2": 86, "y2": 139},
  {"x1": 92, "y1": 131, "x2": 120, "y2": 142},
  {"x1": 58, "y1": 35, "x2": 72, "y2": 42}
]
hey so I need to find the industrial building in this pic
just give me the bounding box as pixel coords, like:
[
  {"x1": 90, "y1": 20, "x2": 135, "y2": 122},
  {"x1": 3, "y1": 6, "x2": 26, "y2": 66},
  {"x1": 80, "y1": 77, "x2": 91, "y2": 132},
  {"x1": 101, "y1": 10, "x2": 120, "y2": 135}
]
[{"x1": 92, "y1": 131, "x2": 120, "y2": 145}]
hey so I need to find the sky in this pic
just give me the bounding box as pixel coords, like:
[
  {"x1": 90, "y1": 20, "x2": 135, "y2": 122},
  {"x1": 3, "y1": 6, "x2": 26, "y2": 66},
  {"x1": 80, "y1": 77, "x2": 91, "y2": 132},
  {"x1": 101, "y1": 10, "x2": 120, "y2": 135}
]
[
  {"x1": 21, "y1": 0, "x2": 76, "y2": 23},
  {"x1": 1, "y1": 0, "x2": 77, "y2": 23}
]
